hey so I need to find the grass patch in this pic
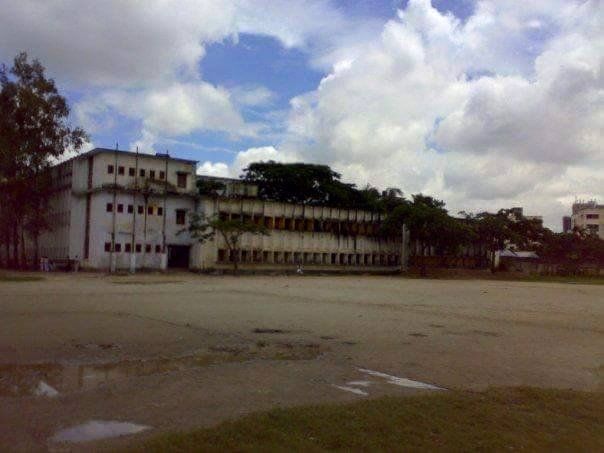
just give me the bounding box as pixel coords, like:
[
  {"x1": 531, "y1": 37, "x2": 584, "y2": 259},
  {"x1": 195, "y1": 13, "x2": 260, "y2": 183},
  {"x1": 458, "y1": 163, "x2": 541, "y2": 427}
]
[
  {"x1": 0, "y1": 274, "x2": 44, "y2": 282},
  {"x1": 134, "y1": 387, "x2": 603, "y2": 452}
]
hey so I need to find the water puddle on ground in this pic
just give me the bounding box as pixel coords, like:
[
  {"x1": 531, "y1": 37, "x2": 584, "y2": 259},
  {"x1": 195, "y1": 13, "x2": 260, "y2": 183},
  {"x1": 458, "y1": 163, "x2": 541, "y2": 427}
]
[
  {"x1": 0, "y1": 342, "x2": 325, "y2": 397},
  {"x1": 51, "y1": 420, "x2": 149, "y2": 443},
  {"x1": 358, "y1": 368, "x2": 445, "y2": 390}
]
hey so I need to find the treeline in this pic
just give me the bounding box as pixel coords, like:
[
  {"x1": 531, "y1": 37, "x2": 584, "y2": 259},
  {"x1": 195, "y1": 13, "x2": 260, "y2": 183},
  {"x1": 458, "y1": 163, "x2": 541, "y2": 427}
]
[
  {"x1": 241, "y1": 162, "x2": 604, "y2": 274},
  {"x1": 0, "y1": 53, "x2": 87, "y2": 269}
]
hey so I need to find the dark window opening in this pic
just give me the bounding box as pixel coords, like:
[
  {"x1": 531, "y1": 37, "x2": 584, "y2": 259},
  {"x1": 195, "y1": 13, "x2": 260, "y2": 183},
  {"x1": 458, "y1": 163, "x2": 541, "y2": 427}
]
[
  {"x1": 128, "y1": 167, "x2": 136, "y2": 176},
  {"x1": 145, "y1": 244, "x2": 152, "y2": 253},
  {"x1": 155, "y1": 244, "x2": 162, "y2": 253},
  {"x1": 159, "y1": 171, "x2": 165, "y2": 180},
  {"x1": 150, "y1": 170, "x2": 156, "y2": 179},
  {"x1": 125, "y1": 243, "x2": 132, "y2": 253},
  {"x1": 127, "y1": 204, "x2": 134, "y2": 214},
  {"x1": 107, "y1": 165, "x2": 114, "y2": 174},
  {"x1": 157, "y1": 207, "x2": 163, "y2": 216},
  {"x1": 135, "y1": 244, "x2": 142, "y2": 253},
  {"x1": 117, "y1": 204, "x2": 124, "y2": 213},
  {"x1": 106, "y1": 203, "x2": 113, "y2": 212},
  {"x1": 118, "y1": 166, "x2": 125, "y2": 175},
  {"x1": 114, "y1": 243, "x2": 122, "y2": 252},
  {"x1": 177, "y1": 173, "x2": 187, "y2": 188},
  {"x1": 139, "y1": 168, "x2": 145, "y2": 177},
  {"x1": 176, "y1": 209, "x2": 186, "y2": 225},
  {"x1": 137, "y1": 205, "x2": 144, "y2": 214},
  {"x1": 148, "y1": 206, "x2": 153, "y2": 215},
  {"x1": 104, "y1": 242, "x2": 112, "y2": 252}
]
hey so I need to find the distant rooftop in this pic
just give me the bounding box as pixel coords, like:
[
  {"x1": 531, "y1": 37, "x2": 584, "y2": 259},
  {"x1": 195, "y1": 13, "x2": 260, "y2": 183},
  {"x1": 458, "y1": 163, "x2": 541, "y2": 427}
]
[{"x1": 79, "y1": 148, "x2": 198, "y2": 165}]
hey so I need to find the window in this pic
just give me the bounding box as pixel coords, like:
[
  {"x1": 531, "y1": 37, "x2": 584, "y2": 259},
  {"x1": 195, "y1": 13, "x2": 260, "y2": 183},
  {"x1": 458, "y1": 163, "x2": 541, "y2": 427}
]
[
  {"x1": 137, "y1": 205, "x2": 144, "y2": 214},
  {"x1": 155, "y1": 245, "x2": 162, "y2": 253},
  {"x1": 140, "y1": 168, "x2": 145, "y2": 177},
  {"x1": 157, "y1": 207, "x2": 163, "y2": 216},
  {"x1": 104, "y1": 242, "x2": 112, "y2": 252},
  {"x1": 106, "y1": 203, "x2": 113, "y2": 212},
  {"x1": 145, "y1": 244, "x2": 152, "y2": 253},
  {"x1": 176, "y1": 209, "x2": 186, "y2": 225},
  {"x1": 127, "y1": 204, "x2": 134, "y2": 214},
  {"x1": 586, "y1": 214, "x2": 600, "y2": 219},
  {"x1": 150, "y1": 170, "x2": 156, "y2": 179},
  {"x1": 107, "y1": 164, "x2": 114, "y2": 174},
  {"x1": 128, "y1": 167, "x2": 135, "y2": 176},
  {"x1": 115, "y1": 243, "x2": 122, "y2": 252},
  {"x1": 147, "y1": 206, "x2": 153, "y2": 215},
  {"x1": 159, "y1": 171, "x2": 165, "y2": 180},
  {"x1": 117, "y1": 204, "x2": 124, "y2": 213},
  {"x1": 135, "y1": 244, "x2": 142, "y2": 253},
  {"x1": 125, "y1": 243, "x2": 132, "y2": 253},
  {"x1": 118, "y1": 166, "x2": 125, "y2": 175},
  {"x1": 177, "y1": 173, "x2": 187, "y2": 188}
]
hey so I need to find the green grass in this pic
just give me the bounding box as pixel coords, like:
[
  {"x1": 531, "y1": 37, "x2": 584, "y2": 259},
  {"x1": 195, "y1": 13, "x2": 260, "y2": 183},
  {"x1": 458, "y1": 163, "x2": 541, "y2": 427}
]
[
  {"x1": 0, "y1": 274, "x2": 44, "y2": 282},
  {"x1": 134, "y1": 387, "x2": 603, "y2": 452}
]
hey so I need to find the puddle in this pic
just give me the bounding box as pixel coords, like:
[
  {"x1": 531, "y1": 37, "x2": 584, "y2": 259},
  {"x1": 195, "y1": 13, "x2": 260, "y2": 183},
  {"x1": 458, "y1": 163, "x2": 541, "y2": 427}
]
[
  {"x1": 34, "y1": 381, "x2": 59, "y2": 398},
  {"x1": 1, "y1": 342, "x2": 326, "y2": 397},
  {"x1": 332, "y1": 385, "x2": 368, "y2": 396},
  {"x1": 51, "y1": 420, "x2": 149, "y2": 443},
  {"x1": 358, "y1": 368, "x2": 444, "y2": 390},
  {"x1": 346, "y1": 380, "x2": 371, "y2": 387}
]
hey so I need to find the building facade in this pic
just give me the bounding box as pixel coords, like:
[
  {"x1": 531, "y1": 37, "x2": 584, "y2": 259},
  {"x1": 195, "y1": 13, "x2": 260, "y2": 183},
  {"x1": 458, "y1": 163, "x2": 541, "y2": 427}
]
[
  {"x1": 571, "y1": 201, "x2": 603, "y2": 239},
  {"x1": 4, "y1": 148, "x2": 406, "y2": 272}
]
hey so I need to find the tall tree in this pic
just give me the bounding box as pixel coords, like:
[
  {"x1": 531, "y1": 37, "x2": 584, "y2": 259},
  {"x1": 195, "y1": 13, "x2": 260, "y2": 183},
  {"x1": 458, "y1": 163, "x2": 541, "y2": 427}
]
[{"x1": 0, "y1": 52, "x2": 88, "y2": 268}]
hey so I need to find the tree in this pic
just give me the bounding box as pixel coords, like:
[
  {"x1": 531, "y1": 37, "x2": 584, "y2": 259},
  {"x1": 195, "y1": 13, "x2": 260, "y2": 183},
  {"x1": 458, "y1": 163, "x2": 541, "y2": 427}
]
[
  {"x1": 471, "y1": 210, "x2": 523, "y2": 273},
  {"x1": 0, "y1": 52, "x2": 88, "y2": 268},
  {"x1": 242, "y1": 161, "x2": 342, "y2": 205},
  {"x1": 382, "y1": 194, "x2": 468, "y2": 275},
  {"x1": 185, "y1": 214, "x2": 269, "y2": 273},
  {"x1": 196, "y1": 179, "x2": 226, "y2": 197}
]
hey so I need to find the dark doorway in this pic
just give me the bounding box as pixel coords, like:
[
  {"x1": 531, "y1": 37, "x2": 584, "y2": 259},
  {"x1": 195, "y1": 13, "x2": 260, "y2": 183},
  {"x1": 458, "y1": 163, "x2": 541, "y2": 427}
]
[{"x1": 167, "y1": 245, "x2": 190, "y2": 268}]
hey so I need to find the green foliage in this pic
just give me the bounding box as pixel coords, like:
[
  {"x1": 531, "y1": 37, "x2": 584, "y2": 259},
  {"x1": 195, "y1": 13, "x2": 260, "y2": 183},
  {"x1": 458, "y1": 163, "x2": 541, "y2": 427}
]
[
  {"x1": 241, "y1": 161, "x2": 405, "y2": 211},
  {"x1": 0, "y1": 52, "x2": 88, "y2": 268},
  {"x1": 196, "y1": 179, "x2": 226, "y2": 197}
]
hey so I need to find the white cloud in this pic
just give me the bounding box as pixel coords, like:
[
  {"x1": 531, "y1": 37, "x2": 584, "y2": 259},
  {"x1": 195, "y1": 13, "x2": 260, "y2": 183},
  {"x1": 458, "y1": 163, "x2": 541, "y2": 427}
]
[
  {"x1": 197, "y1": 161, "x2": 230, "y2": 177},
  {"x1": 266, "y1": 0, "x2": 603, "y2": 229}
]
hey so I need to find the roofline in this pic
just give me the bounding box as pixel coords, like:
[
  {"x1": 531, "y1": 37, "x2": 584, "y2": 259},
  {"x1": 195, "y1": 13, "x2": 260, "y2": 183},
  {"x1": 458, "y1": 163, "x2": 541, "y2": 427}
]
[{"x1": 78, "y1": 148, "x2": 198, "y2": 165}]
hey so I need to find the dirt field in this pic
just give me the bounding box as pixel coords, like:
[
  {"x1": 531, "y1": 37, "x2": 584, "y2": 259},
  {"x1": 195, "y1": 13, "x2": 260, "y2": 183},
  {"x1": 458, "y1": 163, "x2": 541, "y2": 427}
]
[{"x1": 1, "y1": 272, "x2": 602, "y2": 451}]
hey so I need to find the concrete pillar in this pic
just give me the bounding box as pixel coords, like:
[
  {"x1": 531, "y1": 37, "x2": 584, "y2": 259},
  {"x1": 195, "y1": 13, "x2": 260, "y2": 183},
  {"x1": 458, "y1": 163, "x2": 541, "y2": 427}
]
[
  {"x1": 160, "y1": 252, "x2": 167, "y2": 270},
  {"x1": 129, "y1": 253, "x2": 136, "y2": 273},
  {"x1": 110, "y1": 254, "x2": 117, "y2": 273}
]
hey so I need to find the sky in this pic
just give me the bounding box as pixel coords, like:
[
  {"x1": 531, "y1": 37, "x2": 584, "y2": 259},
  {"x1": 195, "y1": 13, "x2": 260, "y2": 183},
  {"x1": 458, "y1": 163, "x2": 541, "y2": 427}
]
[{"x1": 1, "y1": 0, "x2": 602, "y2": 230}]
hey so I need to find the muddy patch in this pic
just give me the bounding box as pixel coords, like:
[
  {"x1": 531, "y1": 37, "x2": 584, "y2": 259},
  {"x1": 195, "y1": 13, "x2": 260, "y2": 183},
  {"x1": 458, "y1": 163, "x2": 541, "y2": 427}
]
[
  {"x1": 428, "y1": 324, "x2": 445, "y2": 328},
  {"x1": 252, "y1": 328, "x2": 291, "y2": 334},
  {"x1": 447, "y1": 330, "x2": 500, "y2": 337},
  {"x1": 0, "y1": 342, "x2": 326, "y2": 398},
  {"x1": 409, "y1": 332, "x2": 428, "y2": 338}
]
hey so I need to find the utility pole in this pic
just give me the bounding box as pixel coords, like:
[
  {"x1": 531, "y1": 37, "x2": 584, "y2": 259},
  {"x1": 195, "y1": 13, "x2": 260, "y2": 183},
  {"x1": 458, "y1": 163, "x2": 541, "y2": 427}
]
[{"x1": 110, "y1": 142, "x2": 118, "y2": 273}]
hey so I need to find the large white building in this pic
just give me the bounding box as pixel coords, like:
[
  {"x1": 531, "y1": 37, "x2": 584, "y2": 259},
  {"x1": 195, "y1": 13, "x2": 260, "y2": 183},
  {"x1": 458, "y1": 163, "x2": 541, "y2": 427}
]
[
  {"x1": 571, "y1": 201, "x2": 603, "y2": 239},
  {"x1": 6, "y1": 148, "x2": 406, "y2": 272}
]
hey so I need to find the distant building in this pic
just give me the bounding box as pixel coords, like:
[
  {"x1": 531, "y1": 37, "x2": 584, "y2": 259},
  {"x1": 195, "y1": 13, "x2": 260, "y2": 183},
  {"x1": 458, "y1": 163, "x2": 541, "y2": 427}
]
[
  {"x1": 562, "y1": 216, "x2": 572, "y2": 233},
  {"x1": 570, "y1": 200, "x2": 603, "y2": 239},
  {"x1": 0, "y1": 148, "x2": 406, "y2": 272}
]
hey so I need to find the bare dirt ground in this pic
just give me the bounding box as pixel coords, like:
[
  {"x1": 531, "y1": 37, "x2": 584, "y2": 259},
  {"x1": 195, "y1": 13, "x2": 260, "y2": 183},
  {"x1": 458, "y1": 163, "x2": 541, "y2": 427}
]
[{"x1": 0, "y1": 272, "x2": 602, "y2": 451}]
